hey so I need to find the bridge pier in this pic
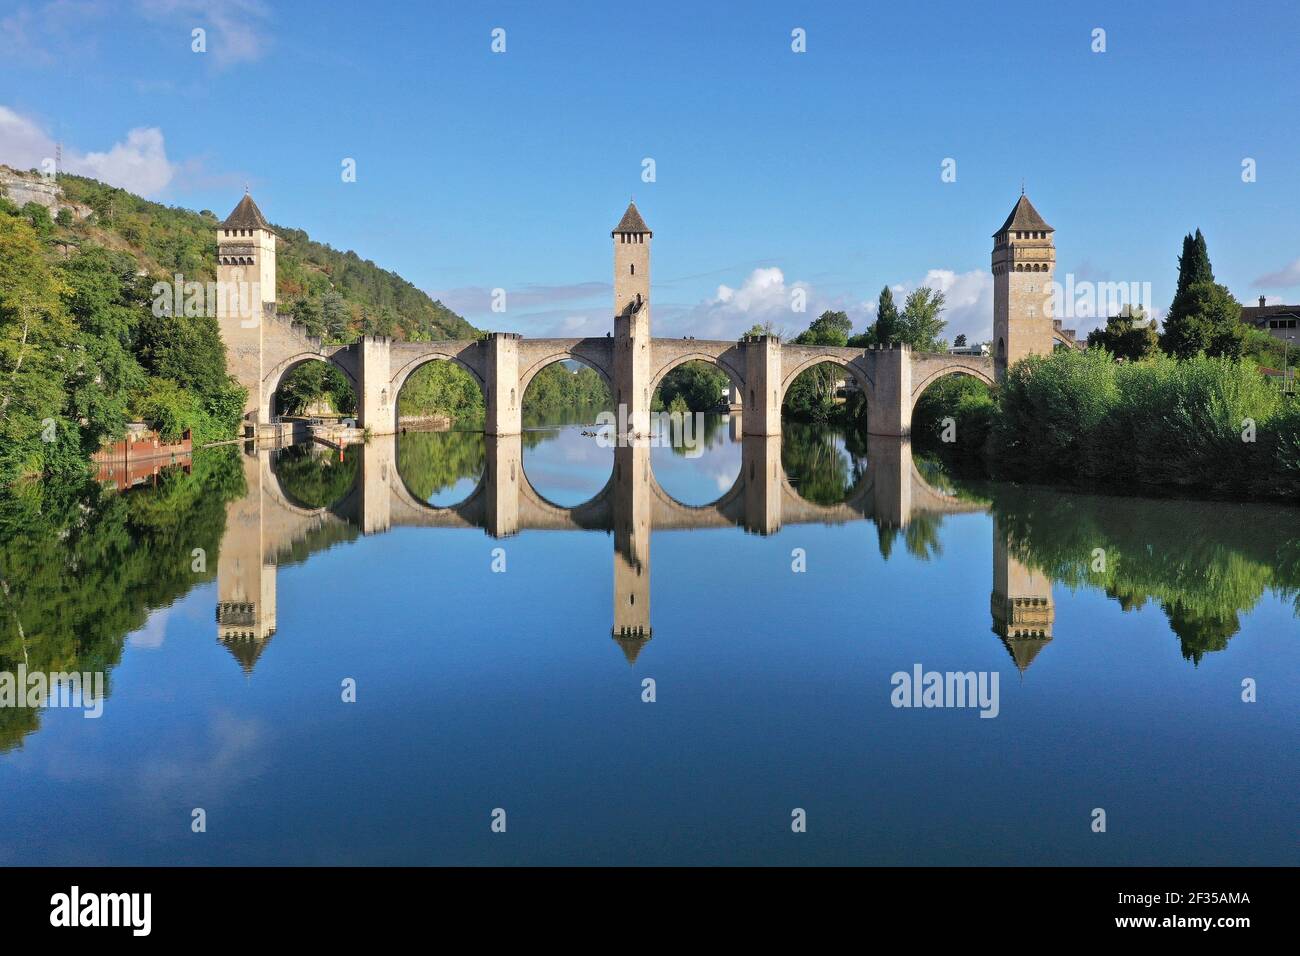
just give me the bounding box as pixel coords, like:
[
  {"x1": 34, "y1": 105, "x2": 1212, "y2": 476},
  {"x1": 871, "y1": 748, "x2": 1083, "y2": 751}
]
[
  {"x1": 864, "y1": 344, "x2": 912, "y2": 437},
  {"x1": 868, "y1": 433, "x2": 913, "y2": 527},
  {"x1": 743, "y1": 335, "x2": 783, "y2": 436},
  {"x1": 484, "y1": 433, "x2": 522, "y2": 537},
  {"x1": 484, "y1": 333, "x2": 522, "y2": 437},
  {"x1": 356, "y1": 335, "x2": 394, "y2": 435},
  {"x1": 741, "y1": 435, "x2": 783, "y2": 534},
  {"x1": 357, "y1": 435, "x2": 394, "y2": 535}
]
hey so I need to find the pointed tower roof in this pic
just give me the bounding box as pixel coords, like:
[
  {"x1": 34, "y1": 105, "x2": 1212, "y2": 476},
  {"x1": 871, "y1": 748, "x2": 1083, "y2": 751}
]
[
  {"x1": 994, "y1": 194, "x2": 1052, "y2": 236},
  {"x1": 999, "y1": 633, "x2": 1050, "y2": 673},
  {"x1": 612, "y1": 632, "x2": 650, "y2": 665},
  {"x1": 612, "y1": 201, "x2": 652, "y2": 237},
  {"x1": 221, "y1": 194, "x2": 273, "y2": 233},
  {"x1": 220, "y1": 633, "x2": 272, "y2": 675}
]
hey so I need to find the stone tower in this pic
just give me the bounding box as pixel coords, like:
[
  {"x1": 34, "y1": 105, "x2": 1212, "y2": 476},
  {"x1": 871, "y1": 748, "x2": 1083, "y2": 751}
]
[
  {"x1": 992, "y1": 193, "x2": 1056, "y2": 378},
  {"x1": 217, "y1": 194, "x2": 277, "y2": 426},
  {"x1": 612, "y1": 201, "x2": 652, "y2": 437},
  {"x1": 216, "y1": 452, "x2": 277, "y2": 674},
  {"x1": 611, "y1": 443, "x2": 652, "y2": 662},
  {"x1": 989, "y1": 524, "x2": 1054, "y2": 672}
]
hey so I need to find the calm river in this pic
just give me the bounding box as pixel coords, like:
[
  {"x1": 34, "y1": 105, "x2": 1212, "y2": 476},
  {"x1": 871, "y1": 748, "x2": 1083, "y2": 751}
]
[{"x1": 0, "y1": 412, "x2": 1295, "y2": 865}]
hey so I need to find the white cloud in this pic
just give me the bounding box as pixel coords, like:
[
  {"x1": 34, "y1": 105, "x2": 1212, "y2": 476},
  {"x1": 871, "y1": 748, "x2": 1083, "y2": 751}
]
[
  {"x1": 664, "y1": 266, "x2": 815, "y2": 339},
  {"x1": 1253, "y1": 258, "x2": 1300, "y2": 289},
  {"x1": 75, "y1": 127, "x2": 174, "y2": 196},
  {"x1": 128, "y1": 606, "x2": 171, "y2": 650},
  {"x1": 0, "y1": 105, "x2": 177, "y2": 196},
  {"x1": 136, "y1": 0, "x2": 272, "y2": 67},
  {"x1": 0, "y1": 105, "x2": 53, "y2": 166}
]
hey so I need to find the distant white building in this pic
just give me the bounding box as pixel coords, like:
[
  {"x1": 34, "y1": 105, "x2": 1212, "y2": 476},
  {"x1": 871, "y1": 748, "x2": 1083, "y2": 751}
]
[{"x1": 948, "y1": 343, "x2": 990, "y2": 357}]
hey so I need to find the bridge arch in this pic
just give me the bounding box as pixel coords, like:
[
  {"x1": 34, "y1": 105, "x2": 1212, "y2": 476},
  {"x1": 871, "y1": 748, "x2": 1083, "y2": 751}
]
[
  {"x1": 387, "y1": 352, "x2": 488, "y2": 434},
  {"x1": 390, "y1": 352, "x2": 486, "y2": 399},
  {"x1": 777, "y1": 353, "x2": 874, "y2": 409},
  {"x1": 908, "y1": 360, "x2": 996, "y2": 415},
  {"x1": 393, "y1": 428, "x2": 488, "y2": 512},
  {"x1": 648, "y1": 350, "x2": 746, "y2": 399},
  {"x1": 517, "y1": 351, "x2": 614, "y2": 399},
  {"x1": 261, "y1": 352, "x2": 357, "y2": 423}
]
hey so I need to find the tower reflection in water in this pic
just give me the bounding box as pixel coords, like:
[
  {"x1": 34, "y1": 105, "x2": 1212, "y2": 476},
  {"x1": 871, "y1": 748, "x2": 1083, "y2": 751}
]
[{"x1": 216, "y1": 431, "x2": 1050, "y2": 672}]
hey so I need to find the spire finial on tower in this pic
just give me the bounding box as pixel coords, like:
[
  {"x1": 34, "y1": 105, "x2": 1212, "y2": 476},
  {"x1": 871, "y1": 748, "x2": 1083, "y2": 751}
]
[{"x1": 1020, "y1": 179, "x2": 1025, "y2": 196}]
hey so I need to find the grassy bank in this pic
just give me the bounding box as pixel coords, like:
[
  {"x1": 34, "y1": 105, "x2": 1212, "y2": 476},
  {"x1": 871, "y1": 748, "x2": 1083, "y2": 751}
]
[{"x1": 915, "y1": 349, "x2": 1300, "y2": 502}]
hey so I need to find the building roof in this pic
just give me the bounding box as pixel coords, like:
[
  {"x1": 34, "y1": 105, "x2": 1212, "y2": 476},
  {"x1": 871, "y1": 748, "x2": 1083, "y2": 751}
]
[
  {"x1": 220, "y1": 633, "x2": 272, "y2": 675},
  {"x1": 1000, "y1": 633, "x2": 1050, "y2": 672},
  {"x1": 612, "y1": 201, "x2": 652, "y2": 237},
  {"x1": 221, "y1": 194, "x2": 273, "y2": 233},
  {"x1": 994, "y1": 194, "x2": 1053, "y2": 236},
  {"x1": 1240, "y1": 304, "x2": 1300, "y2": 326},
  {"x1": 612, "y1": 632, "x2": 650, "y2": 664}
]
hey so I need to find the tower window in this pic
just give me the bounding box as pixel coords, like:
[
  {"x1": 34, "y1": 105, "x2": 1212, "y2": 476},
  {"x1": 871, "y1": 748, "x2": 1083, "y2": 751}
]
[{"x1": 631, "y1": 263, "x2": 635, "y2": 275}]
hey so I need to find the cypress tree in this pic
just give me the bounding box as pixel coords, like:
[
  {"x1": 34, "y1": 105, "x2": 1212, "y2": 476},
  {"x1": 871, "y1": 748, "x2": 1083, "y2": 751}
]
[
  {"x1": 1174, "y1": 228, "x2": 1214, "y2": 298},
  {"x1": 1162, "y1": 229, "x2": 1243, "y2": 359},
  {"x1": 871, "y1": 286, "x2": 902, "y2": 346}
]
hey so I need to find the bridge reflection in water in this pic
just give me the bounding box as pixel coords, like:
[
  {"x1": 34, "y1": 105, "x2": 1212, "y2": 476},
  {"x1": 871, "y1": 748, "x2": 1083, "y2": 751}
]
[{"x1": 215, "y1": 433, "x2": 1052, "y2": 671}]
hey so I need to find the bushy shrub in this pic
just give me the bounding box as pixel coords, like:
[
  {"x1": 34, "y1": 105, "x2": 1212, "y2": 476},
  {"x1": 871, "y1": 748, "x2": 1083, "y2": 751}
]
[
  {"x1": 991, "y1": 348, "x2": 1120, "y2": 482},
  {"x1": 913, "y1": 374, "x2": 995, "y2": 470},
  {"x1": 133, "y1": 377, "x2": 240, "y2": 446},
  {"x1": 984, "y1": 349, "x2": 1294, "y2": 499},
  {"x1": 1104, "y1": 354, "x2": 1280, "y2": 492}
]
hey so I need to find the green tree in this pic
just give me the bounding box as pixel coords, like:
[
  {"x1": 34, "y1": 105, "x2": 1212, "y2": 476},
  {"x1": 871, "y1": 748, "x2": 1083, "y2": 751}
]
[
  {"x1": 656, "y1": 360, "x2": 729, "y2": 411},
  {"x1": 854, "y1": 287, "x2": 902, "y2": 346},
  {"x1": 899, "y1": 287, "x2": 948, "y2": 351},
  {"x1": 1086, "y1": 305, "x2": 1160, "y2": 361},
  {"x1": 1162, "y1": 230, "x2": 1245, "y2": 359},
  {"x1": 1174, "y1": 229, "x2": 1214, "y2": 300},
  {"x1": 1162, "y1": 281, "x2": 1246, "y2": 360},
  {"x1": 134, "y1": 308, "x2": 230, "y2": 396},
  {"x1": 0, "y1": 211, "x2": 79, "y2": 488},
  {"x1": 953, "y1": 334, "x2": 967, "y2": 348},
  {"x1": 275, "y1": 361, "x2": 357, "y2": 416},
  {"x1": 800, "y1": 310, "x2": 852, "y2": 346},
  {"x1": 21, "y1": 202, "x2": 54, "y2": 238},
  {"x1": 58, "y1": 245, "x2": 149, "y2": 450},
  {"x1": 786, "y1": 311, "x2": 855, "y2": 420},
  {"x1": 740, "y1": 321, "x2": 777, "y2": 340},
  {"x1": 397, "y1": 360, "x2": 486, "y2": 423}
]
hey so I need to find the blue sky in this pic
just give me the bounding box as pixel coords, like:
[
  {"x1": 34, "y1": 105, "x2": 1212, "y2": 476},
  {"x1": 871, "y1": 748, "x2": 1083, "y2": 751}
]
[{"x1": 2, "y1": 0, "x2": 1298, "y2": 342}]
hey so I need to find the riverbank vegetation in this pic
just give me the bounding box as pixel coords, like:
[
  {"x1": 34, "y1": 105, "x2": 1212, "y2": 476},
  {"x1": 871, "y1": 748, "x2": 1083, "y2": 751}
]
[
  {"x1": 0, "y1": 448, "x2": 247, "y2": 751},
  {"x1": 975, "y1": 482, "x2": 1300, "y2": 661},
  {"x1": 0, "y1": 201, "x2": 245, "y2": 493},
  {"x1": 0, "y1": 169, "x2": 479, "y2": 493},
  {"x1": 915, "y1": 229, "x2": 1300, "y2": 501},
  {"x1": 916, "y1": 351, "x2": 1298, "y2": 500}
]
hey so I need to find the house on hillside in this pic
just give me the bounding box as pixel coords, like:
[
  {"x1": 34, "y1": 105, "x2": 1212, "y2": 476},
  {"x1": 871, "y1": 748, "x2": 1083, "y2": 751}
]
[{"x1": 1241, "y1": 296, "x2": 1300, "y2": 343}]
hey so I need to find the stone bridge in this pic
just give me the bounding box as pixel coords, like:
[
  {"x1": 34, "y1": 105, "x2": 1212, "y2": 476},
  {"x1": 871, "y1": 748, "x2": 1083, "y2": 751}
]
[
  {"x1": 211, "y1": 190, "x2": 1075, "y2": 673},
  {"x1": 216, "y1": 196, "x2": 1012, "y2": 442},
  {"x1": 217, "y1": 432, "x2": 1055, "y2": 671},
  {"x1": 217, "y1": 431, "x2": 993, "y2": 666}
]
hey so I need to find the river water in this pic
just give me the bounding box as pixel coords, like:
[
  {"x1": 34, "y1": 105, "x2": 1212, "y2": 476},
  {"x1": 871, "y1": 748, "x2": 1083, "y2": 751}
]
[{"x1": 0, "y1": 412, "x2": 1295, "y2": 865}]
